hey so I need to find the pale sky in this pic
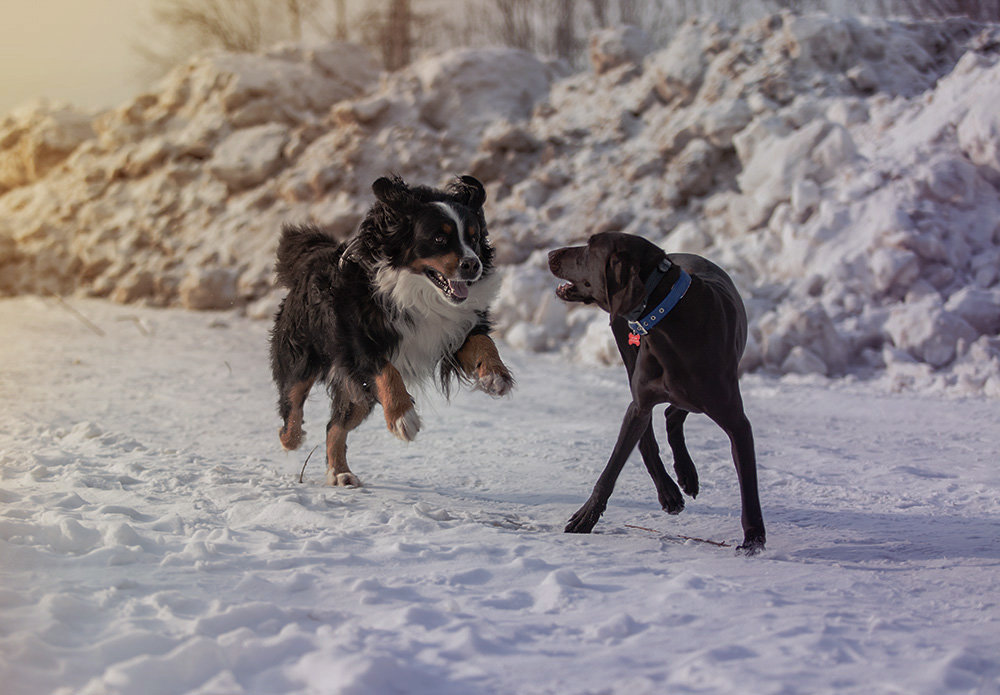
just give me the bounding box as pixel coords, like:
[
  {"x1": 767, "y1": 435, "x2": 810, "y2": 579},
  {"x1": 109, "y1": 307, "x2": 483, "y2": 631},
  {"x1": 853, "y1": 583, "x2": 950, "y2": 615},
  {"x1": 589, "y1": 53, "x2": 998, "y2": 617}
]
[{"x1": 0, "y1": 0, "x2": 153, "y2": 114}]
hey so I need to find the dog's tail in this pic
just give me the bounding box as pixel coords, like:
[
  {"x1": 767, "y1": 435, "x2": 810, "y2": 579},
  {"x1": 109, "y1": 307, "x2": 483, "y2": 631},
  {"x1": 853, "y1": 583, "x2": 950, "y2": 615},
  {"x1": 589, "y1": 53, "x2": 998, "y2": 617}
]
[{"x1": 274, "y1": 224, "x2": 341, "y2": 288}]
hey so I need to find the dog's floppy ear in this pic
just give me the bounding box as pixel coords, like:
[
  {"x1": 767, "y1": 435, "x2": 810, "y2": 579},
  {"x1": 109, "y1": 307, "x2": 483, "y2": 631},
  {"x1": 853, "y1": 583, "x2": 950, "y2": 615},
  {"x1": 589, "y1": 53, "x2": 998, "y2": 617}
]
[
  {"x1": 372, "y1": 175, "x2": 417, "y2": 213},
  {"x1": 605, "y1": 248, "x2": 647, "y2": 317},
  {"x1": 449, "y1": 175, "x2": 486, "y2": 209}
]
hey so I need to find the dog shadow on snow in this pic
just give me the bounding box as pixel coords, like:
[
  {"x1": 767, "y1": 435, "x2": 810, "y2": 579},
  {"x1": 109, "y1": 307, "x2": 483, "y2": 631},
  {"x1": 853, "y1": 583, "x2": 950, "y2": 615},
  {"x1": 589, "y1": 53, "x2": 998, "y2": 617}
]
[{"x1": 754, "y1": 504, "x2": 1000, "y2": 564}]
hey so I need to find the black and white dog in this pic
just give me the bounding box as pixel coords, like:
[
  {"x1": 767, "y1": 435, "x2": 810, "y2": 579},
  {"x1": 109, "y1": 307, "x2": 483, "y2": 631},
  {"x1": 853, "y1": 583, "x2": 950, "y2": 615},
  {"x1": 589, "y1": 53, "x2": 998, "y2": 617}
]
[{"x1": 269, "y1": 175, "x2": 514, "y2": 486}]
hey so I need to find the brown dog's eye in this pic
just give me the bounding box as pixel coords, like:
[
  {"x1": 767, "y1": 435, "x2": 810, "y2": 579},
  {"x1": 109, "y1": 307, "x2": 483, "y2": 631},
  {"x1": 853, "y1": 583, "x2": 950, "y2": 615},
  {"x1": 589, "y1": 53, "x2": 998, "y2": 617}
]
[
  {"x1": 434, "y1": 234, "x2": 448, "y2": 246},
  {"x1": 584, "y1": 281, "x2": 591, "y2": 288}
]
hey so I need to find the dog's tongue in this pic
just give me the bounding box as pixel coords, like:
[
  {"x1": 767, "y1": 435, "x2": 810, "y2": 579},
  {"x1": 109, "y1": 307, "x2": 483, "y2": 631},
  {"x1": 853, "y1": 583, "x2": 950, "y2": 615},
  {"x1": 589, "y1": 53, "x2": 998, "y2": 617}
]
[{"x1": 449, "y1": 281, "x2": 469, "y2": 299}]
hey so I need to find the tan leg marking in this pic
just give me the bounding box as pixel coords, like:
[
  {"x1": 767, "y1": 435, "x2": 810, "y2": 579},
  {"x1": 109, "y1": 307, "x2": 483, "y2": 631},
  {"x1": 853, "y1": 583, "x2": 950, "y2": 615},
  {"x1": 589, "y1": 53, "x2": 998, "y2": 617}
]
[
  {"x1": 325, "y1": 404, "x2": 369, "y2": 487},
  {"x1": 375, "y1": 363, "x2": 421, "y2": 442},
  {"x1": 456, "y1": 334, "x2": 514, "y2": 397},
  {"x1": 280, "y1": 376, "x2": 316, "y2": 450}
]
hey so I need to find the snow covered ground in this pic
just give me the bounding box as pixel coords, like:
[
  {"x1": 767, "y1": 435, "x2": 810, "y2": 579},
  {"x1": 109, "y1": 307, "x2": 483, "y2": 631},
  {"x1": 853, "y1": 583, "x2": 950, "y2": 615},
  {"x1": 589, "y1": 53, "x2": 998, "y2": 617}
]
[{"x1": 1, "y1": 295, "x2": 999, "y2": 695}]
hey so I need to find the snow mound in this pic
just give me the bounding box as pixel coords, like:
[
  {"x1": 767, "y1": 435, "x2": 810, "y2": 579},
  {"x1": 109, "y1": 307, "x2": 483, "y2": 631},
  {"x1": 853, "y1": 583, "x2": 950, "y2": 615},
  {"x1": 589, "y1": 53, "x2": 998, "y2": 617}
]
[
  {"x1": 1, "y1": 13, "x2": 999, "y2": 394},
  {"x1": 485, "y1": 13, "x2": 1000, "y2": 395},
  {"x1": 0, "y1": 101, "x2": 95, "y2": 192}
]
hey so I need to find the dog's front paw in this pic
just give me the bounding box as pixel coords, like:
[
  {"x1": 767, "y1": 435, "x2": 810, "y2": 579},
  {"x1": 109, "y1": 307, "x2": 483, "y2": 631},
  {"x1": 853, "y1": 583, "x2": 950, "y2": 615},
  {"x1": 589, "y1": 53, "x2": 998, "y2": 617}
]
[
  {"x1": 564, "y1": 498, "x2": 606, "y2": 533},
  {"x1": 387, "y1": 407, "x2": 421, "y2": 442},
  {"x1": 326, "y1": 470, "x2": 362, "y2": 487},
  {"x1": 659, "y1": 487, "x2": 685, "y2": 515},
  {"x1": 736, "y1": 530, "x2": 766, "y2": 556},
  {"x1": 477, "y1": 366, "x2": 514, "y2": 397}
]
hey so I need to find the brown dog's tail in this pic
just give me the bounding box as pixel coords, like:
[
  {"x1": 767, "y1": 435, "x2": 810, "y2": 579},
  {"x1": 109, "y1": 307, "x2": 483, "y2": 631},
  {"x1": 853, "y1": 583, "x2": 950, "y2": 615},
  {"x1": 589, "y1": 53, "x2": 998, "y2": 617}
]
[{"x1": 274, "y1": 224, "x2": 342, "y2": 288}]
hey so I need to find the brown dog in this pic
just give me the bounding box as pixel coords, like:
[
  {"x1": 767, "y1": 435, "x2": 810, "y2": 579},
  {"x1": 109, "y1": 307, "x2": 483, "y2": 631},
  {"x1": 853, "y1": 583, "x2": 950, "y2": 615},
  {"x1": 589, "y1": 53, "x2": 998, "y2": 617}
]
[{"x1": 548, "y1": 232, "x2": 765, "y2": 554}]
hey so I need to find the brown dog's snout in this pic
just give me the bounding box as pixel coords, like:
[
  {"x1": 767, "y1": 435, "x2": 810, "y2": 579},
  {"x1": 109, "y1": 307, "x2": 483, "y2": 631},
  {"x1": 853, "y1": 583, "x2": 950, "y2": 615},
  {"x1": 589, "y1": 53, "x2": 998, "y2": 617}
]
[{"x1": 547, "y1": 248, "x2": 564, "y2": 275}]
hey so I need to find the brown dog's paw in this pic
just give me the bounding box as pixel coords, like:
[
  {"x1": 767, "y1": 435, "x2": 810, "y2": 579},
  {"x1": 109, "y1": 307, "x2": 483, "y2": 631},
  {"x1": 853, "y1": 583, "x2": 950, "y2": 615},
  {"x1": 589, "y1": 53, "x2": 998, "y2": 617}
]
[
  {"x1": 659, "y1": 489, "x2": 685, "y2": 515},
  {"x1": 387, "y1": 406, "x2": 421, "y2": 442},
  {"x1": 477, "y1": 367, "x2": 514, "y2": 398},
  {"x1": 564, "y1": 497, "x2": 605, "y2": 533},
  {"x1": 674, "y1": 460, "x2": 699, "y2": 498},
  {"x1": 326, "y1": 470, "x2": 362, "y2": 487},
  {"x1": 736, "y1": 531, "x2": 766, "y2": 556}
]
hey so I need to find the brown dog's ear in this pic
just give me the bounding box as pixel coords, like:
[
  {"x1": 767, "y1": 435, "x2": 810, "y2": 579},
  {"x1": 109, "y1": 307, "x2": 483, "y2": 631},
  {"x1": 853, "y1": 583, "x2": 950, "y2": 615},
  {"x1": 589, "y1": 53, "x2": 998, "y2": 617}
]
[{"x1": 605, "y1": 249, "x2": 647, "y2": 317}]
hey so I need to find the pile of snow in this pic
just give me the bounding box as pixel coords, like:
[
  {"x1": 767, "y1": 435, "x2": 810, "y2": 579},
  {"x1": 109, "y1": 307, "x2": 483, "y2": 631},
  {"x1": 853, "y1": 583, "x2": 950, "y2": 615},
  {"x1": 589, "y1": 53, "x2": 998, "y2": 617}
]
[
  {"x1": 1, "y1": 13, "x2": 999, "y2": 394},
  {"x1": 0, "y1": 41, "x2": 558, "y2": 313},
  {"x1": 0, "y1": 101, "x2": 95, "y2": 193},
  {"x1": 486, "y1": 14, "x2": 1000, "y2": 396}
]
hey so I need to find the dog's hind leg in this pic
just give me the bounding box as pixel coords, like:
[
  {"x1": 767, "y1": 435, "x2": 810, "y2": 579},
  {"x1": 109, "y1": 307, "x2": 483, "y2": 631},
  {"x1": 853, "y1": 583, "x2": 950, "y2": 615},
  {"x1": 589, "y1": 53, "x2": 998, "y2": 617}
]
[
  {"x1": 705, "y1": 394, "x2": 765, "y2": 555},
  {"x1": 665, "y1": 406, "x2": 699, "y2": 498},
  {"x1": 278, "y1": 375, "x2": 317, "y2": 450},
  {"x1": 325, "y1": 395, "x2": 373, "y2": 487},
  {"x1": 636, "y1": 419, "x2": 685, "y2": 514}
]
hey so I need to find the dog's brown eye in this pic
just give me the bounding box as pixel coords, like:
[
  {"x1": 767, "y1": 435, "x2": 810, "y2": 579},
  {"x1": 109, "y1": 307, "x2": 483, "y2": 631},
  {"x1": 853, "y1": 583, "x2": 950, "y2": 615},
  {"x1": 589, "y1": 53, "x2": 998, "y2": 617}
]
[
  {"x1": 584, "y1": 281, "x2": 591, "y2": 288},
  {"x1": 434, "y1": 235, "x2": 448, "y2": 246}
]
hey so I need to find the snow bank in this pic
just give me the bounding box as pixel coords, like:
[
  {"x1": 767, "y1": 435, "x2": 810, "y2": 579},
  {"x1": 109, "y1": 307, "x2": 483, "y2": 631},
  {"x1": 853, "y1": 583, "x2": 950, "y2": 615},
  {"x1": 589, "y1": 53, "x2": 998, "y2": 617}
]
[
  {"x1": 485, "y1": 14, "x2": 1000, "y2": 396},
  {"x1": 1, "y1": 14, "x2": 999, "y2": 394},
  {"x1": 0, "y1": 101, "x2": 95, "y2": 192}
]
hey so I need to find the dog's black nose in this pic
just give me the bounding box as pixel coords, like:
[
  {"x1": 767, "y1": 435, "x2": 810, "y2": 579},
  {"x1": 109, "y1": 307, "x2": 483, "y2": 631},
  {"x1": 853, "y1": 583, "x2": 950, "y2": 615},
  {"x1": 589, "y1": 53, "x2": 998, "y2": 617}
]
[{"x1": 459, "y1": 257, "x2": 481, "y2": 279}]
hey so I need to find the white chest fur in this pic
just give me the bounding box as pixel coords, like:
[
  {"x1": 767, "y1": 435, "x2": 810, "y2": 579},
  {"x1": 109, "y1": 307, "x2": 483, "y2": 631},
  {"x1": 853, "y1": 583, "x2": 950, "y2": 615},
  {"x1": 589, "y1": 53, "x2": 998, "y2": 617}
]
[{"x1": 375, "y1": 265, "x2": 500, "y2": 389}]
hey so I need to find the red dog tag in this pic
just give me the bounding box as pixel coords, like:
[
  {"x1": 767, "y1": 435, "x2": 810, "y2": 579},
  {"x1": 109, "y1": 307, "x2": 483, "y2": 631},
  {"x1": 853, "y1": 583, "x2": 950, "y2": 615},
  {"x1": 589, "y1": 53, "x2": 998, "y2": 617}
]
[{"x1": 628, "y1": 333, "x2": 641, "y2": 346}]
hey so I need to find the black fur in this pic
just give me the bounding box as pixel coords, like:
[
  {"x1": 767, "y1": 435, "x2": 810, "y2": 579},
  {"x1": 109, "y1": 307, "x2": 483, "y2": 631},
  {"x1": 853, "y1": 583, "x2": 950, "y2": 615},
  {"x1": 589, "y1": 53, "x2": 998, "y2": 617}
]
[
  {"x1": 269, "y1": 174, "x2": 508, "y2": 485},
  {"x1": 549, "y1": 233, "x2": 765, "y2": 555}
]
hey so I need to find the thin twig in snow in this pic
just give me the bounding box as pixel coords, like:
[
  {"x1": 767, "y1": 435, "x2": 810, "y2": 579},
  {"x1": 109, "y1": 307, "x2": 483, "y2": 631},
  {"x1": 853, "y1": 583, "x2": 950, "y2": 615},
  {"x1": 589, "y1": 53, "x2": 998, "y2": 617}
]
[
  {"x1": 47, "y1": 292, "x2": 105, "y2": 336},
  {"x1": 624, "y1": 523, "x2": 731, "y2": 547},
  {"x1": 298, "y1": 445, "x2": 319, "y2": 484},
  {"x1": 117, "y1": 315, "x2": 151, "y2": 336}
]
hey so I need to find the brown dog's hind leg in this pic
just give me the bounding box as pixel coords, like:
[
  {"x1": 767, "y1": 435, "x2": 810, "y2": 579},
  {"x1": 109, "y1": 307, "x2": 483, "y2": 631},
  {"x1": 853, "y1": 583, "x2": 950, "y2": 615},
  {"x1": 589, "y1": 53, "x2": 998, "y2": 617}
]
[
  {"x1": 325, "y1": 398, "x2": 373, "y2": 487},
  {"x1": 705, "y1": 395, "x2": 765, "y2": 555},
  {"x1": 456, "y1": 334, "x2": 514, "y2": 397},
  {"x1": 279, "y1": 376, "x2": 317, "y2": 450},
  {"x1": 636, "y1": 419, "x2": 685, "y2": 514},
  {"x1": 665, "y1": 405, "x2": 699, "y2": 498}
]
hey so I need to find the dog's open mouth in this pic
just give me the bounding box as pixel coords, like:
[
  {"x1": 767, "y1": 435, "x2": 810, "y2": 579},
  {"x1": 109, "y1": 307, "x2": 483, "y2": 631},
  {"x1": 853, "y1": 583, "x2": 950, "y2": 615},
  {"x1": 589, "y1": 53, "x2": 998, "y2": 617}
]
[
  {"x1": 555, "y1": 281, "x2": 587, "y2": 303},
  {"x1": 424, "y1": 268, "x2": 470, "y2": 303}
]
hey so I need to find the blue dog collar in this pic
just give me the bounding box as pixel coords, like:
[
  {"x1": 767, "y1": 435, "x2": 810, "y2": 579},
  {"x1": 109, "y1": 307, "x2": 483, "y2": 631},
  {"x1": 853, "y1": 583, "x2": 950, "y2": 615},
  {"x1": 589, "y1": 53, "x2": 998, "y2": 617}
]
[{"x1": 626, "y1": 268, "x2": 691, "y2": 337}]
